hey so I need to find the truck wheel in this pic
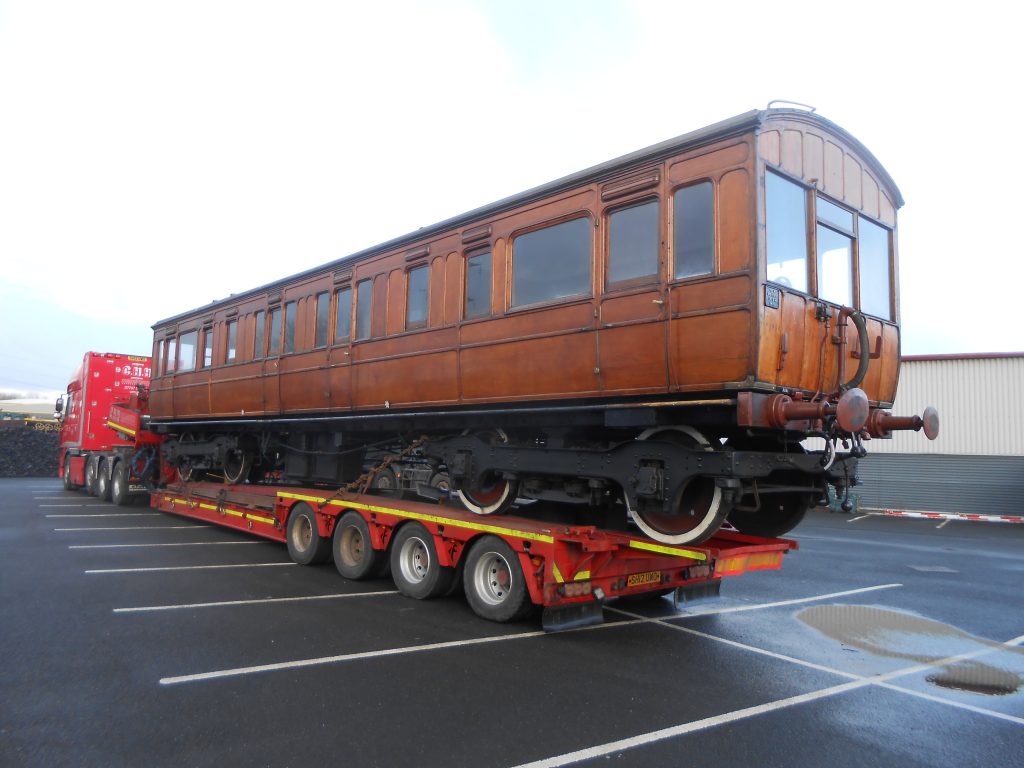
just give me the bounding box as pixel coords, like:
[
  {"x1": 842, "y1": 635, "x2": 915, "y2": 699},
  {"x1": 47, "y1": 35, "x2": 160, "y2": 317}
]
[
  {"x1": 84, "y1": 456, "x2": 99, "y2": 495},
  {"x1": 96, "y1": 459, "x2": 112, "y2": 502},
  {"x1": 286, "y1": 502, "x2": 331, "y2": 565},
  {"x1": 463, "y1": 535, "x2": 533, "y2": 622},
  {"x1": 332, "y1": 511, "x2": 388, "y2": 580},
  {"x1": 62, "y1": 457, "x2": 78, "y2": 490},
  {"x1": 389, "y1": 522, "x2": 454, "y2": 599},
  {"x1": 110, "y1": 462, "x2": 130, "y2": 506}
]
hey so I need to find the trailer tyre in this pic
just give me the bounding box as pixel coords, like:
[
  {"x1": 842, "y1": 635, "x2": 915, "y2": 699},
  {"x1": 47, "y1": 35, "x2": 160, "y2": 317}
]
[
  {"x1": 463, "y1": 535, "x2": 533, "y2": 622},
  {"x1": 389, "y1": 522, "x2": 454, "y2": 600},
  {"x1": 286, "y1": 502, "x2": 331, "y2": 565},
  {"x1": 96, "y1": 459, "x2": 112, "y2": 502},
  {"x1": 110, "y1": 462, "x2": 130, "y2": 506},
  {"x1": 332, "y1": 511, "x2": 388, "y2": 580}
]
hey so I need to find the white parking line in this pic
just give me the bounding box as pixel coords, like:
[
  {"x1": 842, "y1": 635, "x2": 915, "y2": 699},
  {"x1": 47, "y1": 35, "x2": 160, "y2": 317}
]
[
  {"x1": 70, "y1": 542, "x2": 266, "y2": 549},
  {"x1": 39, "y1": 504, "x2": 84, "y2": 507},
  {"x1": 115, "y1": 590, "x2": 400, "y2": 613},
  {"x1": 510, "y1": 622, "x2": 1024, "y2": 768},
  {"x1": 55, "y1": 526, "x2": 213, "y2": 531},
  {"x1": 47, "y1": 513, "x2": 162, "y2": 518},
  {"x1": 159, "y1": 617, "x2": 649, "y2": 685},
  {"x1": 674, "y1": 583, "x2": 902, "y2": 617},
  {"x1": 87, "y1": 562, "x2": 296, "y2": 574}
]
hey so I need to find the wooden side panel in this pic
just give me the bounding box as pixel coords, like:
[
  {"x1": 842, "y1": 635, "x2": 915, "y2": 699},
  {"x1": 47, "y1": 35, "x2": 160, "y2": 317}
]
[
  {"x1": 718, "y1": 168, "x2": 752, "y2": 274},
  {"x1": 279, "y1": 351, "x2": 328, "y2": 413},
  {"x1": 669, "y1": 311, "x2": 751, "y2": 386},
  {"x1": 461, "y1": 331, "x2": 600, "y2": 401},
  {"x1": 353, "y1": 349, "x2": 459, "y2": 408},
  {"x1": 210, "y1": 362, "x2": 264, "y2": 416}
]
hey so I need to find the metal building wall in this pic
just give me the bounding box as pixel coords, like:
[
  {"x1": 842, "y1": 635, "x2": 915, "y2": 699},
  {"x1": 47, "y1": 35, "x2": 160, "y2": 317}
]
[
  {"x1": 855, "y1": 453, "x2": 1024, "y2": 516},
  {"x1": 867, "y1": 354, "x2": 1024, "y2": 456},
  {"x1": 853, "y1": 354, "x2": 1024, "y2": 516}
]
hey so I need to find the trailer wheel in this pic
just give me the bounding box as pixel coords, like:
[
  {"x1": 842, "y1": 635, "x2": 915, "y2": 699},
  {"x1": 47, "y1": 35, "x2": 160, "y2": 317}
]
[
  {"x1": 96, "y1": 459, "x2": 112, "y2": 502},
  {"x1": 463, "y1": 536, "x2": 533, "y2": 622},
  {"x1": 84, "y1": 456, "x2": 99, "y2": 495},
  {"x1": 62, "y1": 457, "x2": 78, "y2": 490},
  {"x1": 286, "y1": 502, "x2": 331, "y2": 565},
  {"x1": 332, "y1": 511, "x2": 388, "y2": 580},
  {"x1": 389, "y1": 522, "x2": 454, "y2": 599},
  {"x1": 110, "y1": 462, "x2": 130, "y2": 506}
]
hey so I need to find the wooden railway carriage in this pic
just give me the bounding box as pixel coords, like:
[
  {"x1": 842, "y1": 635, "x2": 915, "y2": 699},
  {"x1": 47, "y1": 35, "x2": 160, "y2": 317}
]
[{"x1": 148, "y1": 107, "x2": 937, "y2": 545}]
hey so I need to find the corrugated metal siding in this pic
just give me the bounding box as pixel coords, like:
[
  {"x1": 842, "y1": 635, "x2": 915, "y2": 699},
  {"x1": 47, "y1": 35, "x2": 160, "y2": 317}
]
[
  {"x1": 854, "y1": 453, "x2": 1024, "y2": 516},
  {"x1": 868, "y1": 356, "x2": 1024, "y2": 456}
]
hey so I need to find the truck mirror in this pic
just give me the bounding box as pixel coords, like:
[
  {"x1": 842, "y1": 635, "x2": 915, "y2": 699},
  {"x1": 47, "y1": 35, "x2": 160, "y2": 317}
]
[{"x1": 54, "y1": 396, "x2": 65, "y2": 418}]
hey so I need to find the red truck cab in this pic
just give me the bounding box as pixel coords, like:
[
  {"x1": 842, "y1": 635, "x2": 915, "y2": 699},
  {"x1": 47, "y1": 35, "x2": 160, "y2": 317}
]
[{"x1": 57, "y1": 352, "x2": 153, "y2": 500}]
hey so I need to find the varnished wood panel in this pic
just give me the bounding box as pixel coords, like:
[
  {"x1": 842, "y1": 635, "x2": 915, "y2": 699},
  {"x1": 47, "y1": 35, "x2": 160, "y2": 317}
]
[
  {"x1": 353, "y1": 350, "x2": 459, "y2": 409},
  {"x1": 719, "y1": 169, "x2": 753, "y2": 274},
  {"x1": 670, "y1": 275, "x2": 750, "y2": 314},
  {"x1": 460, "y1": 332, "x2": 599, "y2": 401},
  {"x1": 597, "y1": 322, "x2": 668, "y2": 393},
  {"x1": 669, "y1": 311, "x2": 751, "y2": 386}
]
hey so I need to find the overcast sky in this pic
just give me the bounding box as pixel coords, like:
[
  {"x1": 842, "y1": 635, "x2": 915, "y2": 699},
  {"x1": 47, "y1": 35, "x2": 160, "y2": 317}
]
[{"x1": 1, "y1": 0, "x2": 1021, "y2": 394}]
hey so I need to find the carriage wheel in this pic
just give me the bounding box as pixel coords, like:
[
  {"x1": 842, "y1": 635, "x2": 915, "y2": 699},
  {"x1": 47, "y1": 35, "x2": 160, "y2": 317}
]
[
  {"x1": 629, "y1": 427, "x2": 728, "y2": 545},
  {"x1": 455, "y1": 428, "x2": 518, "y2": 515}
]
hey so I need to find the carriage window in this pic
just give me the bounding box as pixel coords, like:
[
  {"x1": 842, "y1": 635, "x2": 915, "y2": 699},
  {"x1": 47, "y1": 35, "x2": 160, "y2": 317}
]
[
  {"x1": 859, "y1": 218, "x2": 891, "y2": 320},
  {"x1": 673, "y1": 182, "x2": 714, "y2": 278},
  {"x1": 174, "y1": 331, "x2": 195, "y2": 372},
  {"x1": 225, "y1": 320, "x2": 237, "y2": 363},
  {"x1": 253, "y1": 311, "x2": 265, "y2": 359},
  {"x1": 202, "y1": 329, "x2": 213, "y2": 367},
  {"x1": 406, "y1": 266, "x2": 429, "y2": 329},
  {"x1": 314, "y1": 292, "x2": 330, "y2": 348},
  {"x1": 465, "y1": 251, "x2": 491, "y2": 319},
  {"x1": 816, "y1": 225, "x2": 853, "y2": 307},
  {"x1": 283, "y1": 302, "x2": 297, "y2": 354},
  {"x1": 335, "y1": 287, "x2": 352, "y2": 342},
  {"x1": 766, "y1": 172, "x2": 809, "y2": 292},
  {"x1": 512, "y1": 217, "x2": 591, "y2": 307},
  {"x1": 268, "y1": 308, "x2": 281, "y2": 355},
  {"x1": 356, "y1": 279, "x2": 372, "y2": 340},
  {"x1": 166, "y1": 337, "x2": 177, "y2": 373},
  {"x1": 608, "y1": 200, "x2": 659, "y2": 287},
  {"x1": 156, "y1": 340, "x2": 165, "y2": 376}
]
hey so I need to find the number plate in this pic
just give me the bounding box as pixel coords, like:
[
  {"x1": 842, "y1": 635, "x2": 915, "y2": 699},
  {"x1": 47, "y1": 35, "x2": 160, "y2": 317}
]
[
  {"x1": 626, "y1": 570, "x2": 662, "y2": 588},
  {"x1": 765, "y1": 284, "x2": 781, "y2": 309}
]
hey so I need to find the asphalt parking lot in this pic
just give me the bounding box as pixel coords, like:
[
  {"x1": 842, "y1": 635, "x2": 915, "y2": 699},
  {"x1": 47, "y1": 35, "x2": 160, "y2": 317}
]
[{"x1": 2, "y1": 476, "x2": 1022, "y2": 767}]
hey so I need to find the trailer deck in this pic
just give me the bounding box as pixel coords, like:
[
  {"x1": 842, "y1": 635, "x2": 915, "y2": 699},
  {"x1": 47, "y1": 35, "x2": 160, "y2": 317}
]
[{"x1": 152, "y1": 481, "x2": 797, "y2": 629}]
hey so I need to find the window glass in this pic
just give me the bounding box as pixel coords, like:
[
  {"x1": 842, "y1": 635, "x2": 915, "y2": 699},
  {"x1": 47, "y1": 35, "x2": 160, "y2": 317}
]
[
  {"x1": 268, "y1": 309, "x2": 281, "y2": 355},
  {"x1": 284, "y1": 302, "x2": 296, "y2": 354},
  {"x1": 226, "y1": 320, "x2": 237, "y2": 362},
  {"x1": 766, "y1": 172, "x2": 809, "y2": 291},
  {"x1": 166, "y1": 337, "x2": 177, "y2": 373},
  {"x1": 156, "y1": 340, "x2": 165, "y2": 376},
  {"x1": 314, "y1": 293, "x2": 329, "y2": 348},
  {"x1": 178, "y1": 331, "x2": 197, "y2": 372},
  {"x1": 608, "y1": 200, "x2": 659, "y2": 286},
  {"x1": 202, "y1": 329, "x2": 213, "y2": 367},
  {"x1": 673, "y1": 183, "x2": 714, "y2": 278},
  {"x1": 335, "y1": 287, "x2": 352, "y2": 341},
  {"x1": 817, "y1": 198, "x2": 854, "y2": 232},
  {"x1": 859, "y1": 218, "x2": 891, "y2": 320},
  {"x1": 512, "y1": 217, "x2": 591, "y2": 307},
  {"x1": 817, "y1": 225, "x2": 853, "y2": 307},
  {"x1": 407, "y1": 266, "x2": 429, "y2": 328},
  {"x1": 253, "y1": 311, "x2": 265, "y2": 359},
  {"x1": 356, "y1": 279, "x2": 372, "y2": 340},
  {"x1": 465, "y1": 251, "x2": 491, "y2": 319}
]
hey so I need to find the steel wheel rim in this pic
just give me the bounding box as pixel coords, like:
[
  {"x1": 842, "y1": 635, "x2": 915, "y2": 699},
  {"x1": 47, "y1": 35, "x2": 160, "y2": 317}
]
[
  {"x1": 112, "y1": 471, "x2": 123, "y2": 497},
  {"x1": 472, "y1": 551, "x2": 512, "y2": 606},
  {"x1": 294, "y1": 516, "x2": 312, "y2": 552},
  {"x1": 398, "y1": 536, "x2": 430, "y2": 584},
  {"x1": 339, "y1": 526, "x2": 363, "y2": 567}
]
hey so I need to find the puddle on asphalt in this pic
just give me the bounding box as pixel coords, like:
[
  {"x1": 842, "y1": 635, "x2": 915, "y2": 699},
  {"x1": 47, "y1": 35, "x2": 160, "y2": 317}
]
[{"x1": 797, "y1": 604, "x2": 1024, "y2": 696}]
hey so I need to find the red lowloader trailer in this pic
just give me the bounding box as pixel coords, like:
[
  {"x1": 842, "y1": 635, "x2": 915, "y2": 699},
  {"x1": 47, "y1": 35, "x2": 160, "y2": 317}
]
[
  {"x1": 56, "y1": 351, "x2": 162, "y2": 505},
  {"x1": 152, "y1": 479, "x2": 797, "y2": 629}
]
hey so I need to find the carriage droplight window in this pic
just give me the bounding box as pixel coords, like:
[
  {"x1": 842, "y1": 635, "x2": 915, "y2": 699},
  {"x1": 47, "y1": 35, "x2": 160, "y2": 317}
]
[
  {"x1": 407, "y1": 265, "x2": 429, "y2": 329},
  {"x1": 673, "y1": 183, "x2": 714, "y2": 278},
  {"x1": 177, "y1": 331, "x2": 197, "y2": 372},
  {"x1": 766, "y1": 172, "x2": 809, "y2": 292},
  {"x1": 608, "y1": 200, "x2": 659, "y2": 286},
  {"x1": 315, "y1": 292, "x2": 330, "y2": 348},
  {"x1": 465, "y1": 251, "x2": 491, "y2": 319},
  {"x1": 356, "y1": 279, "x2": 372, "y2": 340}
]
